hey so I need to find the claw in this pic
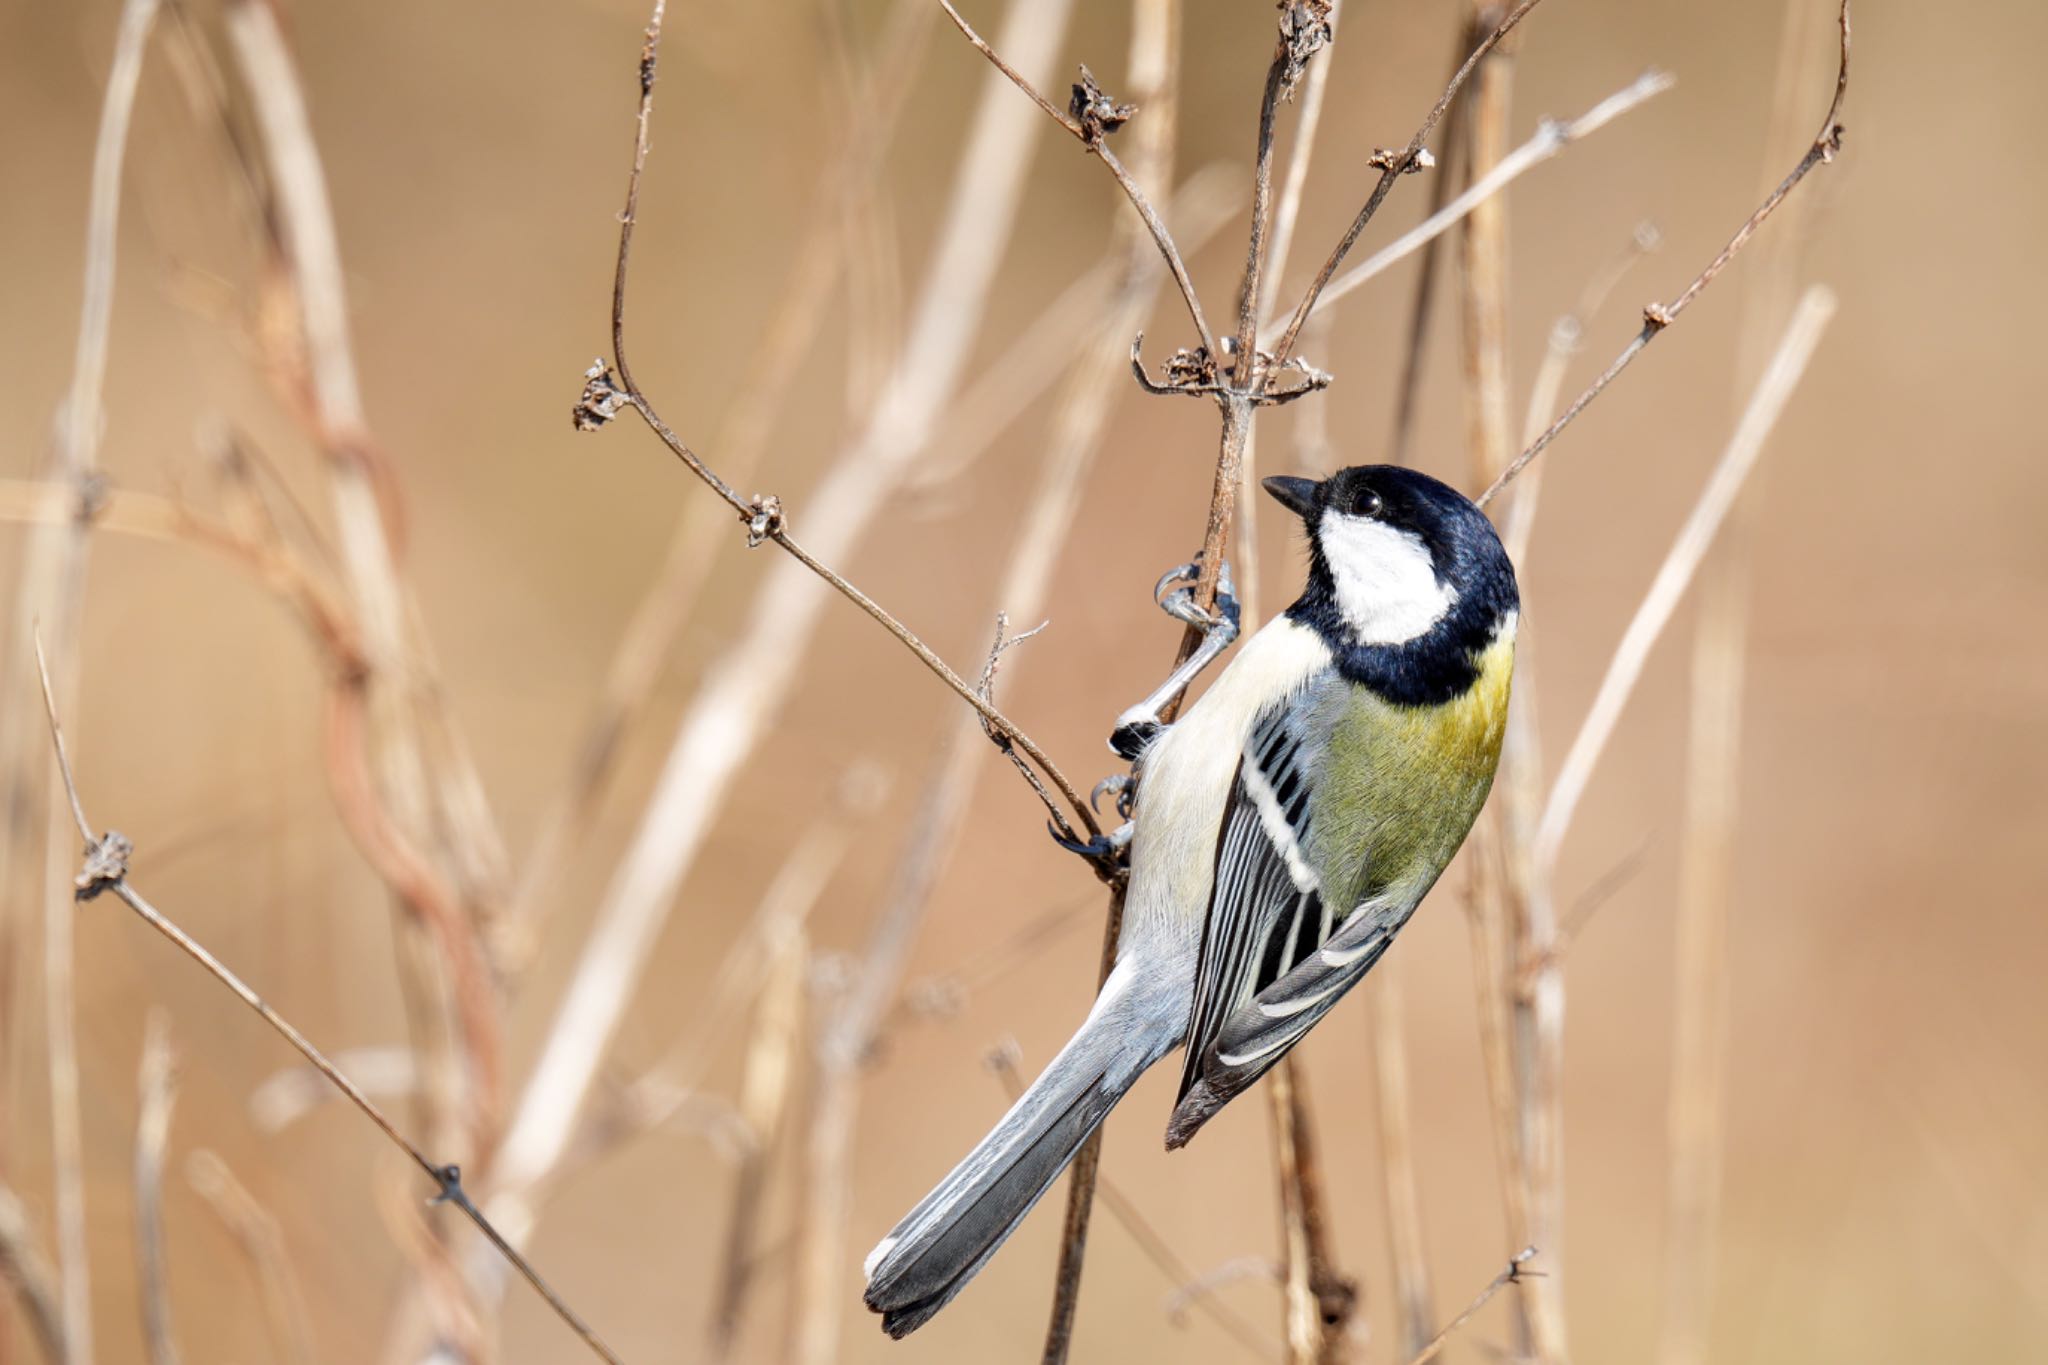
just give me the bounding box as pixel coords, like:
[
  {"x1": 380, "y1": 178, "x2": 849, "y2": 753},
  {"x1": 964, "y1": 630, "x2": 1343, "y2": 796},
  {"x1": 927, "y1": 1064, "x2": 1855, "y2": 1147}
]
[
  {"x1": 1047, "y1": 820, "x2": 1134, "y2": 861},
  {"x1": 1089, "y1": 773, "x2": 1133, "y2": 816},
  {"x1": 1155, "y1": 557, "x2": 1240, "y2": 634}
]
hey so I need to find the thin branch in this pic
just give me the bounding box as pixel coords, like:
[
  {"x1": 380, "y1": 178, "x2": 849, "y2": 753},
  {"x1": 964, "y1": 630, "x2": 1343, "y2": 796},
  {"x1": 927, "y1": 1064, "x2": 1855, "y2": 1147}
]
[
  {"x1": 0, "y1": 1185, "x2": 66, "y2": 1365},
  {"x1": 1530, "y1": 285, "x2": 1836, "y2": 880},
  {"x1": 1402, "y1": 1249, "x2": 1539, "y2": 1365},
  {"x1": 1502, "y1": 221, "x2": 1662, "y2": 568},
  {"x1": 1308, "y1": 70, "x2": 1674, "y2": 319},
  {"x1": 29, "y1": 637, "x2": 625, "y2": 1365},
  {"x1": 185, "y1": 1151, "x2": 318, "y2": 1365},
  {"x1": 597, "y1": 0, "x2": 1098, "y2": 846},
  {"x1": 503, "y1": 0, "x2": 934, "y2": 969},
  {"x1": 937, "y1": 0, "x2": 1217, "y2": 358},
  {"x1": 135, "y1": 1012, "x2": 181, "y2": 1365},
  {"x1": 1386, "y1": 24, "x2": 1473, "y2": 468},
  {"x1": 1478, "y1": 0, "x2": 1852, "y2": 506},
  {"x1": 1269, "y1": 0, "x2": 1547, "y2": 367},
  {"x1": 488, "y1": 0, "x2": 1082, "y2": 1313}
]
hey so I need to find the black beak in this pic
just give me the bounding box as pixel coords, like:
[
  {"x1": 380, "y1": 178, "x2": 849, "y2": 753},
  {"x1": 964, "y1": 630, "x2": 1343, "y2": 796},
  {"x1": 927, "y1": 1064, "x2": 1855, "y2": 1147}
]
[{"x1": 1262, "y1": 475, "x2": 1320, "y2": 519}]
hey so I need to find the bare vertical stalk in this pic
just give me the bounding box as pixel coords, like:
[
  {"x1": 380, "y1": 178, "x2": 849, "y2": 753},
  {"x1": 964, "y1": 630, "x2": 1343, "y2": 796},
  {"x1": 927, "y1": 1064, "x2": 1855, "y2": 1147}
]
[
  {"x1": 1659, "y1": 8, "x2": 1831, "y2": 1362},
  {"x1": 0, "y1": 1186, "x2": 66, "y2": 1365},
  {"x1": 185, "y1": 1152, "x2": 319, "y2": 1365},
  {"x1": 1369, "y1": 977, "x2": 1435, "y2": 1359},
  {"x1": 0, "y1": 7, "x2": 166, "y2": 1363},
  {"x1": 707, "y1": 922, "x2": 807, "y2": 1362},
  {"x1": 134, "y1": 1013, "x2": 181, "y2": 1365},
  {"x1": 1270, "y1": 1060, "x2": 1355, "y2": 1363},
  {"x1": 1451, "y1": 9, "x2": 1565, "y2": 1358},
  {"x1": 226, "y1": 5, "x2": 508, "y2": 1229}
]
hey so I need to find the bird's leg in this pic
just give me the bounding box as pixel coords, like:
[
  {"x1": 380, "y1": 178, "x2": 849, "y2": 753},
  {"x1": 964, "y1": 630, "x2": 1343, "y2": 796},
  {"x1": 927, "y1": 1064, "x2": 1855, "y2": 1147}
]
[
  {"x1": 1050, "y1": 558, "x2": 1237, "y2": 868},
  {"x1": 1107, "y1": 556, "x2": 1240, "y2": 761}
]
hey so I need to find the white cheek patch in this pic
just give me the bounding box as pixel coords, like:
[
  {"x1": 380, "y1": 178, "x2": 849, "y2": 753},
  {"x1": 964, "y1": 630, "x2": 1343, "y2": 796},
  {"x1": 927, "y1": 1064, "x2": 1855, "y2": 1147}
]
[{"x1": 1318, "y1": 512, "x2": 1457, "y2": 644}]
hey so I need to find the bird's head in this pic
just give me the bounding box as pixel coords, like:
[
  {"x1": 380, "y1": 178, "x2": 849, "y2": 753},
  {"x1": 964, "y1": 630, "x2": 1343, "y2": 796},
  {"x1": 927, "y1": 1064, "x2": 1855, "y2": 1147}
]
[{"x1": 1263, "y1": 465, "x2": 1517, "y2": 652}]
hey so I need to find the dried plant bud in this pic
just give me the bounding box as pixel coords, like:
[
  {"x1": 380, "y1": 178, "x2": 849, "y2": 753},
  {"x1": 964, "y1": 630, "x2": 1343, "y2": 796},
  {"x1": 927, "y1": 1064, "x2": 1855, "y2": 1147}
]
[
  {"x1": 1165, "y1": 345, "x2": 1217, "y2": 389},
  {"x1": 1069, "y1": 65, "x2": 1135, "y2": 142},
  {"x1": 572, "y1": 359, "x2": 628, "y2": 431},
  {"x1": 1368, "y1": 146, "x2": 1436, "y2": 174},
  {"x1": 75, "y1": 829, "x2": 133, "y2": 899},
  {"x1": 745, "y1": 493, "x2": 784, "y2": 547},
  {"x1": 1276, "y1": 0, "x2": 1335, "y2": 101}
]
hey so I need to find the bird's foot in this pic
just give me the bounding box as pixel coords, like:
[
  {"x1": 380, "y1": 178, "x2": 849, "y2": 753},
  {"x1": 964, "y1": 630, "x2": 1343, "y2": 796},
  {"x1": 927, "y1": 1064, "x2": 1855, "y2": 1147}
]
[
  {"x1": 1151, "y1": 556, "x2": 1240, "y2": 636},
  {"x1": 1047, "y1": 819, "x2": 1134, "y2": 862},
  {"x1": 1107, "y1": 555, "x2": 1241, "y2": 758},
  {"x1": 1090, "y1": 773, "x2": 1136, "y2": 821}
]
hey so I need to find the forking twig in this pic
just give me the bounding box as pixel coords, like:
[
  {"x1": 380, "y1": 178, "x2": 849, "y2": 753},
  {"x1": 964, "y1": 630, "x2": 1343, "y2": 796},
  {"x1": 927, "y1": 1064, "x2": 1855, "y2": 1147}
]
[
  {"x1": 592, "y1": 0, "x2": 1098, "y2": 846},
  {"x1": 1268, "y1": 0, "x2": 1547, "y2": 369},
  {"x1": 28, "y1": 633, "x2": 626, "y2": 1365}
]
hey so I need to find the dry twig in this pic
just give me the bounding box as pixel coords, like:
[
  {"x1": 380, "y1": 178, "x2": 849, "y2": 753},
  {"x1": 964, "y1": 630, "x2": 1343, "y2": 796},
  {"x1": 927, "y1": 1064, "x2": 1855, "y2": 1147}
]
[
  {"x1": 489, "y1": 0, "x2": 1084, "y2": 1326},
  {"x1": 1479, "y1": 1, "x2": 1852, "y2": 506},
  {"x1": 30, "y1": 636, "x2": 624, "y2": 1365},
  {"x1": 0, "y1": 8, "x2": 165, "y2": 1362},
  {"x1": 1309, "y1": 70, "x2": 1674, "y2": 319},
  {"x1": 1531, "y1": 287, "x2": 1837, "y2": 883},
  {"x1": 1402, "y1": 1249, "x2": 1538, "y2": 1365}
]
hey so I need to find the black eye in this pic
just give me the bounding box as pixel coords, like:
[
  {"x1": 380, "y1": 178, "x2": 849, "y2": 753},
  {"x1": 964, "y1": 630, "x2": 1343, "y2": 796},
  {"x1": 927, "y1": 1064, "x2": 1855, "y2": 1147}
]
[{"x1": 1354, "y1": 490, "x2": 1384, "y2": 518}]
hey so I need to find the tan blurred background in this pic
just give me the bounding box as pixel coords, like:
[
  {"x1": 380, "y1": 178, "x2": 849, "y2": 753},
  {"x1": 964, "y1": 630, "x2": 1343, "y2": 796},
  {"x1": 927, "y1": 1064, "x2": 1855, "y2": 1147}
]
[{"x1": 3, "y1": 0, "x2": 2045, "y2": 1362}]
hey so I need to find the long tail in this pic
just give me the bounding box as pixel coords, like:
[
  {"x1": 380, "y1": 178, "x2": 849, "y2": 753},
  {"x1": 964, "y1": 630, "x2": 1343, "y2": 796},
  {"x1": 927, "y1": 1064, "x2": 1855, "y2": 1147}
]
[{"x1": 863, "y1": 963, "x2": 1180, "y2": 1337}]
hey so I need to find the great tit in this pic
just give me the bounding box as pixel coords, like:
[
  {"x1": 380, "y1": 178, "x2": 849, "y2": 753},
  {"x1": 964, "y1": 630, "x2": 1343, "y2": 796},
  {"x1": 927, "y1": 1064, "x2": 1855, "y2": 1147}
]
[{"x1": 865, "y1": 464, "x2": 1519, "y2": 1337}]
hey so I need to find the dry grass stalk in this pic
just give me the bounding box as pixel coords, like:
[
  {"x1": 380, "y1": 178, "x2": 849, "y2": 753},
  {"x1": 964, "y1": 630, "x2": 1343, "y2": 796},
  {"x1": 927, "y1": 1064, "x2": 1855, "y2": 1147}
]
[
  {"x1": 1312, "y1": 70, "x2": 1673, "y2": 321},
  {"x1": 484, "y1": 0, "x2": 1083, "y2": 1318},
  {"x1": 1368, "y1": 976, "x2": 1435, "y2": 1359},
  {"x1": 1660, "y1": 10, "x2": 1837, "y2": 1360},
  {"x1": 501, "y1": 0, "x2": 936, "y2": 968},
  {"x1": 0, "y1": 1185, "x2": 65, "y2": 1365},
  {"x1": 1478, "y1": 1, "x2": 1852, "y2": 507},
  {"x1": 30, "y1": 639, "x2": 622, "y2": 1365},
  {"x1": 1501, "y1": 223, "x2": 1662, "y2": 569},
  {"x1": 221, "y1": 25, "x2": 508, "y2": 1318},
  {"x1": 0, "y1": 7, "x2": 166, "y2": 1362},
  {"x1": 1268, "y1": 1060, "x2": 1355, "y2": 1364},
  {"x1": 706, "y1": 921, "x2": 808, "y2": 1361},
  {"x1": 134, "y1": 1012, "x2": 181, "y2": 1365},
  {"x1": 184, "y1": 1151, "x2": 317, "y2": 1365},
  {"x1": 1531, "y1": 286, "x2": 1838, "y2": 886},
  {"x1": 1449, "y1": 15, "x2": 1571, "y2": 1357}
]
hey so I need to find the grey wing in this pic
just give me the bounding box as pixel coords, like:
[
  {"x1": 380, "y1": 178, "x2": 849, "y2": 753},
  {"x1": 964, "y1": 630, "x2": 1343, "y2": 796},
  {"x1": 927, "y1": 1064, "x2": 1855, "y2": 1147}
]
[
  {"x1": 1171, "y1": 700, "x2": 1339, "y2": 1129},
  {"x1": 1166, "y1": 699, "x2": 1412, "y2": 1150},
  {"x1": 1165, "y1": 895, "x2": 1409, "y2": 1148}
]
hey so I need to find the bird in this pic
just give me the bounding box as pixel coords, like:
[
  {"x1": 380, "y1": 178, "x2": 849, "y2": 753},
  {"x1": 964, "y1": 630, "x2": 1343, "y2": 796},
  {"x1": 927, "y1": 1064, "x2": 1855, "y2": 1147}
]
[{"x1": 863, "y1": 464, "x2": 1519, "y2": 1338}]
